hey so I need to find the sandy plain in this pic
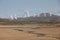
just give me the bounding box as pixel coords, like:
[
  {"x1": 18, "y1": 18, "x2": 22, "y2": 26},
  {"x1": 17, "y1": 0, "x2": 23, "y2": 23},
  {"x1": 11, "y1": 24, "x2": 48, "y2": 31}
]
[{"x1": 0, "y1": 23, "x2": 60, "y2": 40}]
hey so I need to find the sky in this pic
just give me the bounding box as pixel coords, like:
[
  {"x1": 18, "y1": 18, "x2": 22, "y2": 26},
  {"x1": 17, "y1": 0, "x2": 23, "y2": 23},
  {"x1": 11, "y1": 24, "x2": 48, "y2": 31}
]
[{"x1": 0, "y1": 0, "x2": 60, "y2": 18}]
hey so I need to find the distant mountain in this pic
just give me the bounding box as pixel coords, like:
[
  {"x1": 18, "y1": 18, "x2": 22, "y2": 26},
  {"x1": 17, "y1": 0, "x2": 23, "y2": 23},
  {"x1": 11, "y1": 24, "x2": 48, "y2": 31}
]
[
  {"x1": 0, "y1": 13, "x2": 60, "y2": 23},
  {"x1": 16, "y1": 13, "x2": 60, "y2": 22}
]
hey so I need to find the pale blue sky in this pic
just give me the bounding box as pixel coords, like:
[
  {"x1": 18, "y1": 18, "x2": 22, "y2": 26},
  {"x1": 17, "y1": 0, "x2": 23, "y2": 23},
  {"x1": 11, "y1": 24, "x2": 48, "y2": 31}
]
[{"x1": 0, "y1": 0, "x2": 60, "y2": 18}]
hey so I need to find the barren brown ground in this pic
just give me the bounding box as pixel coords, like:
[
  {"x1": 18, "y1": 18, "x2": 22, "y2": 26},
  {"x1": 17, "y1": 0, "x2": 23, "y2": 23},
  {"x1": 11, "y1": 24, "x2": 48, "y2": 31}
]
[{"x1": 0, "y1": 23, "x2": 60, "y2": 40}]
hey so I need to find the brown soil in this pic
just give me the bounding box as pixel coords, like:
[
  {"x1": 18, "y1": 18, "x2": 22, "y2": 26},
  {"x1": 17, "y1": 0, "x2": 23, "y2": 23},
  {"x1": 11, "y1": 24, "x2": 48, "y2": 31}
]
[{"x1": 0, "y1": 23, "x2": 60, "y2": 40}]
